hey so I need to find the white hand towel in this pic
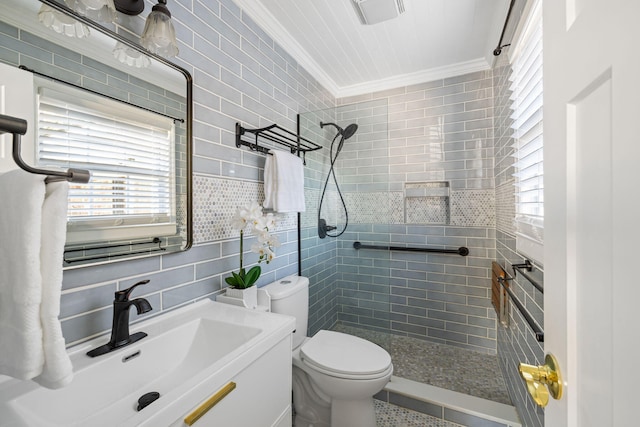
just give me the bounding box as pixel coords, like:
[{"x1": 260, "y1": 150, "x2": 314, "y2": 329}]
[
  {"x1": 0, "y1": 169, "x2": 73, "y2": 389},
  {"x1": 263, "y1": 150, "x2": 306, "y2": 213},
  {"x1": 33, "y1": 180, "x2": 73, "y2": 389}
]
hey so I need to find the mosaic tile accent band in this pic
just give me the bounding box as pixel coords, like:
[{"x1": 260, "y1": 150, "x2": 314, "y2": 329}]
[
  {"x1": 193, "y1": 175, "x2": 297, "y2": 243},
  {"x1": 337, "y1": 189, "x2": 495, "y2": 227},
  {"x1": 450, "y1": 190, "x2": 496, "y2": 227},
  {"x1": 495, "y1": 181, "x2": 516, "y2": 235}
]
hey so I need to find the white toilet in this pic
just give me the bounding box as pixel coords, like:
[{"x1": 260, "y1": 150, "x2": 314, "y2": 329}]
[{"x1": 263, "y1": 276, "x2": 393, "y2": 427}]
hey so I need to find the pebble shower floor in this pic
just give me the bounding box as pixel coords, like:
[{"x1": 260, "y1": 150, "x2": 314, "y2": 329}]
[{"x1": 334, "y1": 324, "x2": 511, "y2": 405}]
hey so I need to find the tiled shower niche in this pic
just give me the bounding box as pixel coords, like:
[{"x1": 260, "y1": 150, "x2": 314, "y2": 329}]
[{"x1": 405, "y1": 182, "x2": 450, "y2": 224}]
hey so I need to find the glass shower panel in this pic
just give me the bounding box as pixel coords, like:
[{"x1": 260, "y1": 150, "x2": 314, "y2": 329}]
[{"x1": 299, "y1": 100, "x2": 392, "y2": 352}]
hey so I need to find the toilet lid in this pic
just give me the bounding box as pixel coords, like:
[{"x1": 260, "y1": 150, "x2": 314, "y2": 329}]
[{"x1": 300, "y1": 330, "x2": 391, "y2": 376}]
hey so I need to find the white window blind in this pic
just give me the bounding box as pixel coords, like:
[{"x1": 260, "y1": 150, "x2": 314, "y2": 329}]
[
  {"x1": 36, "y1": 82, "x2": 176, "y2": 244},
  {"x1": 509, "y1": 0, "x2": 543, "y2": 262}
]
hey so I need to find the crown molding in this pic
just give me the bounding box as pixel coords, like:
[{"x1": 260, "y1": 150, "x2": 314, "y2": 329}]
[{"x1": 335, "y1": 58, "x2": 491, "y2": 99}]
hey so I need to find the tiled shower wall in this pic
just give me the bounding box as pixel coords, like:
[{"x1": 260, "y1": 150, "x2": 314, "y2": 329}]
[
  {"x1": 492, "y1": 4, "x2": 545, "y2": 424},
  {"x1": 0, "y1": 0, "x2": 335, "y2": 345},
  {"x1": 331, "y1": 71, "x2": 499, "y2": 354},
  {"x1": 299, "y1": 109, "x2": 342, "y2": 334}
]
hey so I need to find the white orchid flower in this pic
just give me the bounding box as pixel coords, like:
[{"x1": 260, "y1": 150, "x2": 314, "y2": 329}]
[
  {"x1": 247, "y1": 201, "x2": 263, "y2": 219},
  {"x1": 264, "y1": 212, "x2": 276, "y2": 229},
  {"x1": 230, "y1": 209, "x2": 248, "y2": 230},
  {"x1": 266, "y1": 233, "x2": 281, "y2": 248},
  {"x1": 230, "y1": 201, "x2": 279, "y2": 280}
]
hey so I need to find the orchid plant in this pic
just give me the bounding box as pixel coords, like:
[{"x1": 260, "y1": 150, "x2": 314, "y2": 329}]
[{"x1": 226, "y1": 202, "x2": 280, "y2": 289}]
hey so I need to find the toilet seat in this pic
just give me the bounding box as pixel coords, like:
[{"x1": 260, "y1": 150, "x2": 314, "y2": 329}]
[{"x1": 300, "y1": 330, "x2": 392, "y2": 380}]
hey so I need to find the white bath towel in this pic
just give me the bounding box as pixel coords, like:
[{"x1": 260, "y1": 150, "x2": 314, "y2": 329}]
[
  {"x1": 0, "y1": 169, "x2": 73, "y2": 389},
  {"x1": 263, "y1": 150, "x2": 306, "y2": 213}
]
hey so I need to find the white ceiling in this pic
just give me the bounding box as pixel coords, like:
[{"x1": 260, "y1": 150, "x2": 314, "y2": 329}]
[{"x1": 233, "y1": 0, "x2": 509, "y2": 98}]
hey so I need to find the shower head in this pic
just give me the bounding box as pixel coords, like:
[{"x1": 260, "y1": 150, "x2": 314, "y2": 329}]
[
  {"x1": 342, "y1": 123, "x2": 358, "y2": 140},
  {"x1": 320, "y1": 122, "x2": 359, "y2": 141}
]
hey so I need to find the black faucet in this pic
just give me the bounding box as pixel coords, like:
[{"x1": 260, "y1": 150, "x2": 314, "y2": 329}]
[{"x1": 87, "y1": 280, "x2": 153, "y2": 358}]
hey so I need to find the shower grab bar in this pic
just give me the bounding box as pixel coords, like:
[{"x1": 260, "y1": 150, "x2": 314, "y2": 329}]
[
  {"x1": 498, "y1": 276, "x2": 544, "y2": 342},
  {"x1": 512, "y1": 259, "x2": 544, "y2": 294},
  {"x1": 0, "y1": 114, "x2": 91, "y2": 183},
  {"x1": 353, "y1": 241, "x2": 469, "y2": 256}
]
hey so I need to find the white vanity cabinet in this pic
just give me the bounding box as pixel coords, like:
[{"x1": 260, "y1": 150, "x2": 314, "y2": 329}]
[
  {"x1": 172, "y1": 335, "x2": 292, "y2": 427},
  {"x1": 0, "y1": 301, "x2": 295, "y2": 427}
]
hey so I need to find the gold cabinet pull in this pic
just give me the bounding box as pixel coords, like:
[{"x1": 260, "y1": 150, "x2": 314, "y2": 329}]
[
  {"x1": 518, "y1": 353, "x2": 563, "y2": 407},
  {"x1": 184, "y1": 382, "x2": 236, "y2": 426}
]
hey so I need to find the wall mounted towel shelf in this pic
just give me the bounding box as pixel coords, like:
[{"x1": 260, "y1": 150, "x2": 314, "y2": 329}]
[
  {"x1": 235, "y1": 122, "x2": 322, "y2": 156},
  {"x1": 0, "y1": 113, "x2": 91, "y2": 183}
]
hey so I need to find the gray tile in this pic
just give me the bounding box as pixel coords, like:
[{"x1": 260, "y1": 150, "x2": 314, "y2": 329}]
[
  {"x1": 60, "y1": 283, "x2": 117, "y2": 318},
  {"x1": 62, "y1": 256, "x2": 161, "y2": 290},
  {"x1": 119, "y1": 265, "x2": 195, "y2": 295},
  {"x1": 163, "y1": 277, "x2": 222, "y2": 308}
]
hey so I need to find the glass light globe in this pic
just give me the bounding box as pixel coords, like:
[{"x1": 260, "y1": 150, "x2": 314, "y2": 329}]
[
  {"x1": 66, "y1": 0, "x2": 117, "y2": 24},
  {"x1": 113, "y1": 42, "x2": 151, "y2": 68},
  {"x1": 140, "y1": 0, "x2": 178, "y2": 58},
  {"x1": 38, "y1": 4, "x2": 90, "y2": 38}
]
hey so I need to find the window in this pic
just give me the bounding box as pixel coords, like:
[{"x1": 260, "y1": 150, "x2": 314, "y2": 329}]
[
  {"x1": 510, "y1": 0, "x2": 543, "y2": 262},
  {"x1": 36, "y1": 79, "x2": 176, "y2": 244}
]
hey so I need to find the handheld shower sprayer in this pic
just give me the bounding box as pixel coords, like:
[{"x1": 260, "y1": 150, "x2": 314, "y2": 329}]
[
  {"x1": 320, "y1": 122, "x2": 358, "y2": 155},
  {"x1": 317, "y1": 121, "x2": 359, "y2": 238}
]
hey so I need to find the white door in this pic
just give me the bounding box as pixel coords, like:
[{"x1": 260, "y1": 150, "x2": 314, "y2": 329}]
[
  {"x1": 0, "y1": 62, "x2": 34, "y2": 173},
  {"x1": 544, "y1": 0, "x2": 639, "y2": 426}
]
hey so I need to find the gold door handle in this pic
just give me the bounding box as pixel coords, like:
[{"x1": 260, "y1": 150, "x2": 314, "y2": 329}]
[{"x1": 518, "y1": 353, "x2": 563, "y2": 408}]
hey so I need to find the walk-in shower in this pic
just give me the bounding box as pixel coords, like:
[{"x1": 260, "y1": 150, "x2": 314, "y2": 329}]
[
  {"x1": 317, "y1": 121, "x2": 358, "y2": 239},
  {"x1": 298, "y1": 96, "x2": 511, "y2": 406}
]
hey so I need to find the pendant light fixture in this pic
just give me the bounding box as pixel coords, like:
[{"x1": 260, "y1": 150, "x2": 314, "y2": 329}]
[{"x1": 140, "y1": 0, "x2": 179, "y2": 58}]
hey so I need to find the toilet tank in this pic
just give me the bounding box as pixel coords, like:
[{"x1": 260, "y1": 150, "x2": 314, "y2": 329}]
[{"x1": 262, "y1": 276, "x2": 308, "y2": 349}]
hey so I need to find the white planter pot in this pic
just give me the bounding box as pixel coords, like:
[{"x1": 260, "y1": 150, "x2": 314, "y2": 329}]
[{"x1": 225, "y1": 286, "x2": 258, "y2": 309}]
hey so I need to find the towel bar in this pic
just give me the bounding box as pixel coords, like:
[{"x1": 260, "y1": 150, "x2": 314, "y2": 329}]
[
  {"x1": 0, "y1": 113, "x2": 91, "y2": 184},
  {"x1": 512, "y1": 259, "x2": 544, "y2": 293},
  {"x1": 498, "y1": 276, "x2": 544, "y2": 342}
]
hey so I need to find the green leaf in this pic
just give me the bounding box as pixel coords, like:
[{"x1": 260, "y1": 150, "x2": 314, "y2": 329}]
[
  {"x1": 231, "y1": 271, "x2": 246, "y2": 288},
  {"x1": 225, "y1": 276, "x2": 237, "y2": 287},
  {"x1": 244, "y1": 265, "x2": 261, "y2": 287}
]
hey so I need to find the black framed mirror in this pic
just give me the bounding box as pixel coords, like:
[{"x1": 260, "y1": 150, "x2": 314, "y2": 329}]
[{"x1": 0, "y1": 0, "x2": 192, "y2": 266}]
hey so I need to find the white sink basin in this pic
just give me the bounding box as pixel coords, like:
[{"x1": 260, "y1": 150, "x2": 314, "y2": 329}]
[{"x1": 0, "y1": 300, "x2": 295, "y2": 427}]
